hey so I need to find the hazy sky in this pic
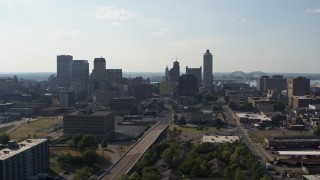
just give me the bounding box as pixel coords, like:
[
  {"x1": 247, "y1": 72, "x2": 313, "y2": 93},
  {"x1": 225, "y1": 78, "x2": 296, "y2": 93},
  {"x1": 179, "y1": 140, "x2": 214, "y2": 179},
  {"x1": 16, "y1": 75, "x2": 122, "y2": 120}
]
[{"x1": 0, "y1": 0, "x2": 319, "y2": 73}]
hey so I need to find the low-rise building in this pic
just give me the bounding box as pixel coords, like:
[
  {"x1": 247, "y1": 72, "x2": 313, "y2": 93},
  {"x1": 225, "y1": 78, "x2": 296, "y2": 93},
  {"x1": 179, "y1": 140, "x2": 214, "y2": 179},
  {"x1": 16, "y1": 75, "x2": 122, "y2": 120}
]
[
  {"x1": 265, "y1": 137, "x2": 320, "y2": 150},
  {"x1": 202, "y1": 135, "x2": 239, "y2": 145},
  {"x1": 63, "y1": 110, "x2": 115, "y2": 139},
  {"x1": 235, "y1": 112, "x2": 271, "y2": 124},
  {"x1": 0, "y1": 139, "x2": 49, "y2": 180},
  {"x1": 248, "y1": 97, "x2": 275, "y2": 112}
]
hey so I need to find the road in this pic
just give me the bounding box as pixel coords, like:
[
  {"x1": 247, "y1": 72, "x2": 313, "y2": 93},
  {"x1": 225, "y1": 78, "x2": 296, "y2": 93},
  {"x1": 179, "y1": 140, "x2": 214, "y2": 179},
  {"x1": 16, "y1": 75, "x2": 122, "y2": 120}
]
[
  {"x1": 99, "y1": 110, "x2": 171, "y2": 180},
  {"x1": 220, "y1": 98, "x2": 268, "y2": 174}
]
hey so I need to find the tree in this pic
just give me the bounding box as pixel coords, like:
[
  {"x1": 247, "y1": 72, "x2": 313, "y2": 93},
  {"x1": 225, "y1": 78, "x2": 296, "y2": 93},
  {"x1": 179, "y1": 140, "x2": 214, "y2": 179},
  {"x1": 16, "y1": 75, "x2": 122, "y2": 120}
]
[
  {"x1": 0, "y1": 134, "x2": 10, "y2": 145},
  {"x1": 78, "y1": 134, "x2": 98, "y2": 151},
  {"x1": 260, "y1": 175, "x2": 272, "y2": 180},
  {"x1": 234, "y1": 167, "x2": 244, "y2": 180},
  {"x1": 142, "y1": 167, "x2": 158, "y2": 180},
  {"x1": 274, "y1": 101, "x2": 286, "y2": 111},
  {"x1": 167, "y1": 127, "x2": 181, "y2": 143},
  {"x1": 120, "y1": 174, "x2": 129, "y2": 180},
  {"x1": 81, "y1": 149, "x2": 98, "y2": 165},
  {"x1": 74, "y1": 166, "x2": 92, "y2": 180},
  {"x1": 57, "y1": 152, "x2": 73, "y2": 166},
  {"x1": 228, "y1": 101, "x2": 238, "y2": 110},
  {"x1": 191, "y1": 164, "x2": 202, "y2": 177},
  {"x1": 177, "y1": 117, "x2": 187, "y2": 125},
  {"x1": 72, "y1": 133, "x2": 83, "y2": 146},
  {"x1": 179, "y1": 158, "x2": 194, "y2": 175},
  {"x1": 101, "y1": 139, "x2": 108, "y2": 148},
  {"x1": 224, "y1": 95, "x2": 230, "y2": 103},
  {"x1": 242, "y1": 102, "x2": 254, "y2": 110},
  {"x1": 129, "y1": 172, "x2": 141, "y2": 180}
]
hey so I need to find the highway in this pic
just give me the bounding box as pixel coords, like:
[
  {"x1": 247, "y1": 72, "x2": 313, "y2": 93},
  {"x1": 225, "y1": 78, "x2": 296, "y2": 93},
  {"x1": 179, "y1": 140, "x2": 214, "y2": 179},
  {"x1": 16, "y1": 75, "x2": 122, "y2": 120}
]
[{"x1": 99, "y1": 110, "x2": 171, "y2": 180}]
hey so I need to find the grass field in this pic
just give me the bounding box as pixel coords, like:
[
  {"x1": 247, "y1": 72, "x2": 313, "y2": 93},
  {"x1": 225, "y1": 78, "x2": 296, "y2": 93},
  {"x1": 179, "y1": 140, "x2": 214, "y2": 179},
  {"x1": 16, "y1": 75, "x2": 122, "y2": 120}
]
[
  {"x1": 9, "y1": 116, "x2": 62, "y2": 141},
  {"x1": 50, "y1": 147, "x2": 112, "y2": 175},
  {"x1": 174, "y1": 125, "x2": 218, "y2": 134},
  {"x1": 0, "y1": 125, "x2": 15, "y2": 134},
  {"x1": 248, "y1": 128, "x2": 313, "y2": 144}
]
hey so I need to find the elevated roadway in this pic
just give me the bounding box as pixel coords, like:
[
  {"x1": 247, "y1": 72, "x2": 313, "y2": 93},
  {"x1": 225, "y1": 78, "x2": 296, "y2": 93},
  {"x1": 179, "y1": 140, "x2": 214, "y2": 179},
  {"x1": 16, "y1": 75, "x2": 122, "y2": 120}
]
[{"x1": 99, "y1": 111, "x2": 171, "y2": 180}]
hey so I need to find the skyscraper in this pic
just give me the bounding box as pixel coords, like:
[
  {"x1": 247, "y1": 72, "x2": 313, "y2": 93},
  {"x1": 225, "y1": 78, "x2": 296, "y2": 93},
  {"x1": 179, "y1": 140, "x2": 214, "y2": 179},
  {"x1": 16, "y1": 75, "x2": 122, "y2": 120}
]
[
  {"x1": 169, "y1": 60, "x2": 180, "y2": 83},
  {"x1": 287, "y1": 77, "x2": 310, "y2": 106},
  {"x1": 57, "y1": 55, "x2": 73, "y2": 88},
  {"x1": 257, "y1": 75, "x2": 287, "y2": 93},
  {"x1": 179, "y1": 74, "x2": 197, "y2": 97},
  {"x1": 186, "y1": 66, "x2": 202, "y2": 89},
  {"x1": 91, "y1": 57, "x2": 106, "y2": 82},
  {"x1": 203, "y1": 50, "x2": 213, "y2": 89},
  {"x1": 72, "y1": 60, "x2": 89, "y2": 99}
]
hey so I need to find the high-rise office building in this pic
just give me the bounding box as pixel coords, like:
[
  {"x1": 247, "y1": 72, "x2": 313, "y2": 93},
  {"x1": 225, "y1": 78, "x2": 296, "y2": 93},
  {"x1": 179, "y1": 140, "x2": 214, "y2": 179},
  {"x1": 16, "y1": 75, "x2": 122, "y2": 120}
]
[
  {"x1": 0, "y1": 139, "x2": 49, "y2": 180},
  {"x1": 106, "y1": 69, "x2": 123, "y2": 84},
  {"x1": 169, "y1": 61, "x2": 180, "y2": 83},
  {"x1": 179, "y1": 75, "x2": 197, "y2": 96},
  {"x1": 287, "y1": 77, "x2": 310, "y2": 97},
  {"x1": 287, "y1": 77, "x2": 310, "y2": 106},
  {"x1": 72, "y1": 60, "x2": 89, "y2": 98},
  {"x1": 186, "y1": 66, "x2": 202, "y2": 89},
  {"x1": 91, "y1": 57, "x2": 106, "y2": 82},
  {"x1": 203, "y1": 50, "x2": 213, "y2": 89},
  {"x1": 257, "y1": 75, "x2": 287, "y2": 93},
  {"x1": 57, "y1": 55, "x2": 73, "y2": 87}
]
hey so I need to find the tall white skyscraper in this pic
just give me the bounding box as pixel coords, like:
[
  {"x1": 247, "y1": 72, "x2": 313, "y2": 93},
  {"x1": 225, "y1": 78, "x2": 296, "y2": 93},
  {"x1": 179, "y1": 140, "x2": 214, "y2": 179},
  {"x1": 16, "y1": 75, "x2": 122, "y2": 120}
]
[{"x1": 203, "y1": 49, "x2": 213, "y2": 89}]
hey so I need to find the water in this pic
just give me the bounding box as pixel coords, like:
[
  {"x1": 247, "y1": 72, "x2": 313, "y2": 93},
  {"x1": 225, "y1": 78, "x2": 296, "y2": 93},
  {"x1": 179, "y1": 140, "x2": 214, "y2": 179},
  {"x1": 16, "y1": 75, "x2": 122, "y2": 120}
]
[{"x1": 1, "y1": 72, "x2": 320, "y2": 83}]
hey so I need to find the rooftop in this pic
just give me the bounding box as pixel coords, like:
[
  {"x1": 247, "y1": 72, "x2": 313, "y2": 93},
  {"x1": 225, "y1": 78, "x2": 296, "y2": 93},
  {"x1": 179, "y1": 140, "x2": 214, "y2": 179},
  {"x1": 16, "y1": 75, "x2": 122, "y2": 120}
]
[
  {"x1": 0, "y1": 139, "x2": 48, "y2": 160},
  {"x1": 202, "y1": 135, "x2": 239, "y2": 144},
  {"x1": 278, "y1": 151, "x2": 320, "y2": 156},
  {"x1": 66, "y1": 110, "x2": 113, "y2": 116},
  {"x1": 236, "y1": 112, "x2": 271, "y2": 121}
]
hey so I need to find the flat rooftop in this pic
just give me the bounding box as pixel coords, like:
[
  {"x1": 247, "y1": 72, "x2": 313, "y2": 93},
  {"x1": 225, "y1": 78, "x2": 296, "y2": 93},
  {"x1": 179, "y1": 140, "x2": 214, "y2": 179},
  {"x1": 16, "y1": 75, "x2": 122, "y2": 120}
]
[
  {"x1": 202, "y1": 135, "x2": 239, "y2": 144},
  {"x1": 66, "y1": 110, "x2": 113, "y2": 116},
  {"x1": 236, "y1": 113, "x2": 271, "y2": 121},
  {"x1": 278, "y1": 151, "x2": 320, "y2": 156},
  {"x1": 269, "y1": 138, "x2": 320, "y2": 143},
  {"x1": 0, "y1": 139, "x2": 47, "y2": 160}
]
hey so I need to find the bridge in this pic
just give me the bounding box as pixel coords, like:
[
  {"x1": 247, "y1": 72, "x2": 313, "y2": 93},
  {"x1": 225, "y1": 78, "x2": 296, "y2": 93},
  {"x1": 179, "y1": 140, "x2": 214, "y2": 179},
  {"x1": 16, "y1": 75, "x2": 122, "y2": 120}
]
[
  {"x1": 228, "y1": 71, "x2": 267, "y2": 80},
  {"x1": 98, "y1": 112, "x2": 171, "y2": 180}
]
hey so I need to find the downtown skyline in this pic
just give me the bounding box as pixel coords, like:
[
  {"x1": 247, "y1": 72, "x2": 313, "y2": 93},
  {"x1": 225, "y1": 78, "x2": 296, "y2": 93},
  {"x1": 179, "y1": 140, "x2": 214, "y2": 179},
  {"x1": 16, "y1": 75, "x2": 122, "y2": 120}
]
[{"x1": 0, "y1": 0, "x2": 320, "y2": 73}]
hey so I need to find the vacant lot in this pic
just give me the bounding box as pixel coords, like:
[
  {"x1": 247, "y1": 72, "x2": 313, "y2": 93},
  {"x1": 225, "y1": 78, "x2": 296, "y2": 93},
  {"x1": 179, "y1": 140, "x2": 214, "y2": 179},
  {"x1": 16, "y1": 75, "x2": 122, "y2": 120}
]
[
  {"x1": 0, "y1": 125, "x2": 15, "y2": 134},
  {"x1": 174, "y1": 125, "x2": 218, "y2": 134},
  {"x1": 248, "y1": 128, "x2": 313, "y2": 144},
  {"x1": 9, "y1": 116, "x2": 62, "y2": 141}
]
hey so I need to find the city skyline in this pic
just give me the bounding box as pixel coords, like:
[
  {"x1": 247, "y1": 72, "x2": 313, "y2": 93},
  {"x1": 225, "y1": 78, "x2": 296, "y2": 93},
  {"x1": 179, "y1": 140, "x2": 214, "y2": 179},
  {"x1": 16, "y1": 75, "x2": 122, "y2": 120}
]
[{"x1": 0, "y1": 0, "x2": 320, "y2": 73}]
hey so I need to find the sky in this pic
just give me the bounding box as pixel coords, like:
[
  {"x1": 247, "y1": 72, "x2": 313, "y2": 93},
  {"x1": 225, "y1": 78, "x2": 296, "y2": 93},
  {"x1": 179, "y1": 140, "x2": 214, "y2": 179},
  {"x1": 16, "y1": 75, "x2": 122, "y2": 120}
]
[{"x1": 0, "y1": 0, "x2": 319, "y2": 73}]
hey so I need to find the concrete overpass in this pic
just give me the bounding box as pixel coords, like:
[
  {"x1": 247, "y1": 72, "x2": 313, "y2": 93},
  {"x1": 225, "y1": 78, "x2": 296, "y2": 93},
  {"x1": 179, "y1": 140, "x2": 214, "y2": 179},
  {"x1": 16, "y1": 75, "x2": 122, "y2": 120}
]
[{"x1": 98, "y1": 112, "x2": 171, "y2": 180}]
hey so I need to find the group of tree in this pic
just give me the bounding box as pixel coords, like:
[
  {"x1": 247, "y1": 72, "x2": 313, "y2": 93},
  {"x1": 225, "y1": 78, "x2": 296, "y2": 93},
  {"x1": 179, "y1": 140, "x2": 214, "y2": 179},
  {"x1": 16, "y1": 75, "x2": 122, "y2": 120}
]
[
  {"x1": 228, "y1": 101, "x2": 254, "y2": 111},
  {"x1": 195, "y1": 93, "x2": 218, "y2": 103},
  {"x1": 69, "y1": 133, "x2": 98, "y2": 151},
  {"x1": 122, "y1": 128, "x2": 270, "y2": 180},
  {"x1": 58, "y1": 134, "x2": 100, "y2": 167}
]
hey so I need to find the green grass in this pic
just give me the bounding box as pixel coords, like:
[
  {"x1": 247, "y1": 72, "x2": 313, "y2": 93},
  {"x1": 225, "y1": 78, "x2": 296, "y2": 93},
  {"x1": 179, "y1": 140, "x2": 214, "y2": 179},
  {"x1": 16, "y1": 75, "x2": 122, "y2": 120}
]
[
  {"x1": 9, "y1": 116, "x2": 62, "y2": 141},
  {"x1": 174, "y1": 125, "x2": 218, "y2": 134},
  {"x1": 0, "y1": 125, "x2": 15, "y2": 134},
  {"x1": 49, "y1": 147, "x2": 112, "y2": 175}
]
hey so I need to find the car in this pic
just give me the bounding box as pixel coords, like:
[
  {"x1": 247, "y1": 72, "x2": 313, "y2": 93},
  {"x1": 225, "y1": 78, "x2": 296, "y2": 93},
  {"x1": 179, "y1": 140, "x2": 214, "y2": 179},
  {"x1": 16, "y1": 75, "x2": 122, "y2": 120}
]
[{"x1": 63, "y1": 171, "x2": 70, "y2": 175}]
